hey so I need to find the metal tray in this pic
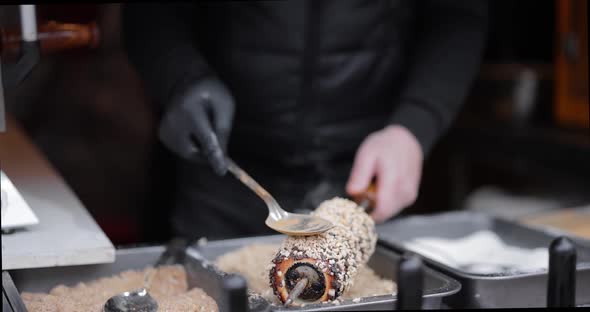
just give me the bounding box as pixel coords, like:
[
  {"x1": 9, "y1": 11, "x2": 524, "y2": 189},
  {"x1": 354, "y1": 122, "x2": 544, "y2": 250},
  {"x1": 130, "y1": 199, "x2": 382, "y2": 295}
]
[
  {"x1": 3, "y1": 271, "x2": 28, "y2": 312},
  {"x1": 8, "y1": 245, "x2": 245, "y2": 312},
  {"x1": 376, "y1": 211, "x2": 590, "y2": 308},
  {"x1": 195, "y1": 234, "x2": 461, "y2": 311}
]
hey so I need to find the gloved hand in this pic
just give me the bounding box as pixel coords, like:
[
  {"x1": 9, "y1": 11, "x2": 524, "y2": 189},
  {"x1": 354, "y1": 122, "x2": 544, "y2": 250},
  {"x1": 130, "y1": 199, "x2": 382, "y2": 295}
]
[{"x1": 158, "y1": 78, "x2": 235, "y2": 175}]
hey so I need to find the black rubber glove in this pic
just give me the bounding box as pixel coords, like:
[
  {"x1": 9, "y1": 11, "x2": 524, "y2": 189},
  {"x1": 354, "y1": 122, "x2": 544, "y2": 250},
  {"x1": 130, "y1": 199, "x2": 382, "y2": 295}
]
[{"x1": 158, "y1": 78, "x2": 235, "y2": 175}]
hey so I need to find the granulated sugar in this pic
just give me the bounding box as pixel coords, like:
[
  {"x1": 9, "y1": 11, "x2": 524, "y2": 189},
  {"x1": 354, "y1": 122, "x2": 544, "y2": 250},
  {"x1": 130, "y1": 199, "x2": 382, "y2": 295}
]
[
  {"x1": 21, "y1": 265, "x2": 218, "y2": 312},
  {"x1": 404, "y1": 230, "x2": 549, "y2": 274},
  {"x1": 214, "y1": 243, "x2": 396, "y2": 305}
]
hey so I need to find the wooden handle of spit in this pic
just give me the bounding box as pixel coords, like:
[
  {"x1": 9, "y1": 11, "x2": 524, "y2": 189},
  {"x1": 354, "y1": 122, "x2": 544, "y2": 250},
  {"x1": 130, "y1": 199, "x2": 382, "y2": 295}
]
[
  {"x1": 1, "y1": 20, "x2": 100, "y2": 58},
  {"x1": 352, "y1": 181, "x2": 377, "y2": 213}
]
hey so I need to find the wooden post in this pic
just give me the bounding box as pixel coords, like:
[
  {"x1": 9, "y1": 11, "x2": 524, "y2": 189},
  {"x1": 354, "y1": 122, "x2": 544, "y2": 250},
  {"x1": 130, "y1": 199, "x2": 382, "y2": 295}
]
[{"x1": 555, "y1": 0, "x2": 589, "y2": 128}]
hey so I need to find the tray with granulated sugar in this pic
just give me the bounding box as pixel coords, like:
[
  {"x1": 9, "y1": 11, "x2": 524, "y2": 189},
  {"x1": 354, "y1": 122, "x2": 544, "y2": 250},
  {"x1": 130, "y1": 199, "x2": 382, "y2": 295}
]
[
  {"x1": 376, "y1": 211, "x2": 590, "y2": 308},
  {"x1": 8, "y1": 243, "x2": 248, "y2": 312}
]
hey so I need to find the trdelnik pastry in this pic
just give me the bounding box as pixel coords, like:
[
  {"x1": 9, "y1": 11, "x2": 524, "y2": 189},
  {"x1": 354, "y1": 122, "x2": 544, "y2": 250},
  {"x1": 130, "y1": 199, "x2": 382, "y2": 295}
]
[{"x1": 269, "y1": 197, "x2": 377, "y2": 304}]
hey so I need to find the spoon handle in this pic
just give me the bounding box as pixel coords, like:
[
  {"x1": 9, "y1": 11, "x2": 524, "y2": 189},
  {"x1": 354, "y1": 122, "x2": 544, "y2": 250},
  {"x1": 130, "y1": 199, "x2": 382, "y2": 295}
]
[
  {"x1": 226, "y1": 158, "x2": 286, "y2": 218},
  {"x1": 143, "y1": 238, "x2": 191, "y2": 291},
  {"x1": 155, "y1": 237, "x2": 190, "y2": 266},
  {"x1": 226, "y1": 159, "x2": 268, "y2": 197},
  {"x1": 143, "y1": 267, "x2": 158, "y2": 292}
]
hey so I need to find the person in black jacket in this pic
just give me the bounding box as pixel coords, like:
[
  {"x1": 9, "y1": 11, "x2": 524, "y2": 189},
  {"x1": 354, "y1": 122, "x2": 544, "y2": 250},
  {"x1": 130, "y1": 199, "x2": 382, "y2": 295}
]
[{"x1": 122, "y1": 1, "x2": 488, "y2": 240}]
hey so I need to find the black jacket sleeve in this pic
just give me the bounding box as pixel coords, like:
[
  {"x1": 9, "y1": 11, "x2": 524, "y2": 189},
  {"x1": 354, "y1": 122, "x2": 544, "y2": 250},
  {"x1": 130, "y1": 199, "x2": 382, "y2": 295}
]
[
  {"x1": 122, "y1": 3, "x2": 213, "y2": 113},
  {"x1": 389, "y1": 0, "x2": 488, "y2": 156}
]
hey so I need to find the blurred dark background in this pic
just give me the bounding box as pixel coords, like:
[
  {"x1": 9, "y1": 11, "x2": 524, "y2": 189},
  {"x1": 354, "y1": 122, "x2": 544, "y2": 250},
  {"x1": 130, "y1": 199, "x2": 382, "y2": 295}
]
[{"x1": 1, "y1": 1, "x2": 589, "y2": 245}]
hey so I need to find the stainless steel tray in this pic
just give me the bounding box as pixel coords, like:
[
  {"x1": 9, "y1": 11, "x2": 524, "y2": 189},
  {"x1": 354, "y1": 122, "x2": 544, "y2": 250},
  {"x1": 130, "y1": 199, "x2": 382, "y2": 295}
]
[
  {"x1": 8, "y1": 245, "x2": 245, "y2": 312},
  {"x1": 3, "y1": 271, "x2": 27, "y2": 312},
  {"x1": 195, "y1": 234, "x2": 461, "y2": 311},
  {"x1": 376, "y1": 211, "x2": 590, "y2": 308}
]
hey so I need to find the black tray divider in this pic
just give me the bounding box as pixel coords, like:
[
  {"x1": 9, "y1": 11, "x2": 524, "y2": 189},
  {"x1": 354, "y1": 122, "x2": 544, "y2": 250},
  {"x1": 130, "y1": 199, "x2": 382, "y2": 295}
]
[
  {"x1": 223, "y1": 274, "x2": 249, "y2": 312},
  {"x1": 397, "y1": 253, "x2": 424, "y2": 310},
  {"x1": 547, "y1": 236, "x2": 577, "y2": 308}
]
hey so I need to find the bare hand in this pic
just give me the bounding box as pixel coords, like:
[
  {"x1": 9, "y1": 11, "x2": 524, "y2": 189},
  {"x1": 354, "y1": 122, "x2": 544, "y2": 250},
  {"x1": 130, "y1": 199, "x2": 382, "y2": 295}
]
[{"x1": 346, "y1": 125, "x2": 424, "y2": 222}]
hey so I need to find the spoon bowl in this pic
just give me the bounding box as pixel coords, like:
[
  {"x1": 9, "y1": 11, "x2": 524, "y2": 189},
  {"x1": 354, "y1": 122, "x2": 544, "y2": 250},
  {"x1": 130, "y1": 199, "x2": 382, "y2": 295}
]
[
  {"x1": 103, "y1": 288, "x2": 157, "y2": 312},
  {"x1": 265, "y1": 213, "x2": 335, "y2": 236},
  {"x1": 227, "y1": 158, "x2": 334, "y2": 236},
  {"x1": 103, "y1": 238, "x2": 190, "y2": 312}
]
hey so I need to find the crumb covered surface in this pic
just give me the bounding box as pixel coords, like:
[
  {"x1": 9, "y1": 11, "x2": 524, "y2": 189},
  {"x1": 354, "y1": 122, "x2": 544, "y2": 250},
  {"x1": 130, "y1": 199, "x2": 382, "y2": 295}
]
[
  {"x1": 215, "y1": 243, "x2": 396, "y2": 306},
  {"x1": 21, "y1": 265, "x2": 218, "y2": 312},
  {"x1": 269, "y1": 197, "x2": 379, "y2": 302},
  {"x1": 215, "y1": 236, "x2": 397, "y2": 305}
]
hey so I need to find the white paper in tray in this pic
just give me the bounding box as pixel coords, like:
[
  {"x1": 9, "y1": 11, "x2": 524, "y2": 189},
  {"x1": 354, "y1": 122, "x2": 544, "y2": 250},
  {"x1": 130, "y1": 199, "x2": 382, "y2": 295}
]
[{"x1": 1, "y1": 170, "x2": 39, "y2": 229}]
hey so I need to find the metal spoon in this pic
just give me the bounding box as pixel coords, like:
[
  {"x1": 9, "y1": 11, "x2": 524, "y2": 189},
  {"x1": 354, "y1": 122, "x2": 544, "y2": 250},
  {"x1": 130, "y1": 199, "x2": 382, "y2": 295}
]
[
  {"x1": 103, "y1": 287, "x2": 157, "y2": 312},
  {"x1": 103, "y1": 238, "x2": 190, "y2": 312},
  {"x1": 226, "y1": 158, "x2": 335, "y2": 236},
  {"x1": 103, "y1": 265, "x2": 158, "y2": 312}
]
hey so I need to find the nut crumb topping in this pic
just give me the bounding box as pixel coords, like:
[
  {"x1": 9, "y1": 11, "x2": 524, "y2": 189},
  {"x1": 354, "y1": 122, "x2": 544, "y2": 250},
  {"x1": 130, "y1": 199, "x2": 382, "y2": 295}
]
[{"x1": 271, "y1": 197, "x2": 378, "y2": 301}]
